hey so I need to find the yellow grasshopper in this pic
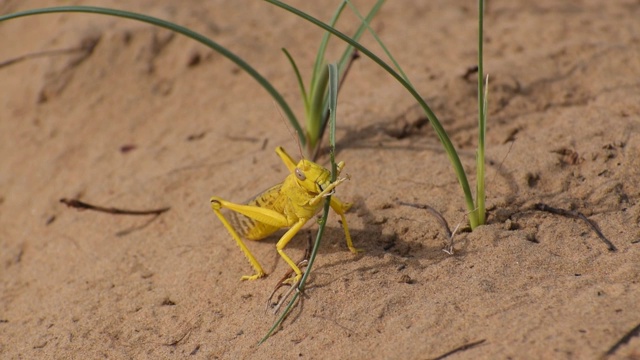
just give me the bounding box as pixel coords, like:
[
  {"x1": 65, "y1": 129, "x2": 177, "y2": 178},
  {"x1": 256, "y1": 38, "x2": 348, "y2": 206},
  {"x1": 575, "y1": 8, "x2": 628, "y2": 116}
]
[{"x1": 210, "y1": 146, "x2": 359, "y2": 282}]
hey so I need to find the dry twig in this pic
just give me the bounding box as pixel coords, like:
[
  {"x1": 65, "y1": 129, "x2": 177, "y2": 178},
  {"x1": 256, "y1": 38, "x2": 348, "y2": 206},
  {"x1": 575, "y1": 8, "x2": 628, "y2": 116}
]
[{"x1": 60, "y1": 198, "x2": 170, "y2": 216}]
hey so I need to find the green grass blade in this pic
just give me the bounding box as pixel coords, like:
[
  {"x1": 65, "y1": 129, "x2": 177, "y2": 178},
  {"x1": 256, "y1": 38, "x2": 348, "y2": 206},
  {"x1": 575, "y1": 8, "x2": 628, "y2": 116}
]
[
  {"x1": 258, "y1": 286, "x2": 299, "y2": 343},
  {"x1": 260, "y1": 64, "x2": 339, "y2": 344},
  {"x1": 477, "y1": 74, "x2": 488, "y2": 225},
  {"x1": 307, "y1": 65, "x2": 329, "y2": 151},
  {"x1": 258, "y1": 195, "x2": 331, "y2": 344},
  {"x1": 310, "y1": 1, "x2": 347, "y2": 93},
  {"x1": 345, "y1": 0, "x2": 411, "y2": 85},
  {"x1": 336, "y1": 0, "x2": 385, "y2": 76},
  {"x1": 282, "y1": 48, "x2": 310, "y2": 113},
  {"x1": 265, "y1": 0, "x2": 479, "y2": 228},
  {"x1": 328, "y1": 64, "x2": 339, "y2": 153},
  {"x1": 476, "y1": 0, "x2": 486, "y2": 225},
  {"x1": 0, "y1": 6, "x2": 305, "y2": 146}
]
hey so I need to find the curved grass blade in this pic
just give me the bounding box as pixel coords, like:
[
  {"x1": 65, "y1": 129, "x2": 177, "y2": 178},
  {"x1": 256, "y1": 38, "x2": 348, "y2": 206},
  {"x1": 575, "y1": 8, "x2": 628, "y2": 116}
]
[
  {"x1": 336, "y1": 0, "x2": 385, "y2": 78},
  {"x1": 0, "y1": 6, "x2": 305, "y2": 146},
  {"x1": 282, "y1": 48, "x2": 310, "y2": 112},
  {"x1": 307, "y1": 65, "x2": 329, "y2": 151},
  {"x1": 344, "y1": 0, "x2": 411, "y2": 85}
]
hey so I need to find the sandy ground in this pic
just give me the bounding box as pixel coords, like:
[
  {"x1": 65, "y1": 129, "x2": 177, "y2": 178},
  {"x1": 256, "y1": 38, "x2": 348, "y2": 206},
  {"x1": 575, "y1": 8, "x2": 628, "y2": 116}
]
[{"x1": 1, "y1": 0, "x2": 639, "y2": 359}]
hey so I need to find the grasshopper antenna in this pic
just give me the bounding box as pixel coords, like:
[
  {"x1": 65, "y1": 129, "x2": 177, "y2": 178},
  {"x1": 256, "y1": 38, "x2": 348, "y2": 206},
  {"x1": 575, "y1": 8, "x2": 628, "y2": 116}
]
[{"x1": 272, "y1": 101, "x2": 306, "y2": 160}]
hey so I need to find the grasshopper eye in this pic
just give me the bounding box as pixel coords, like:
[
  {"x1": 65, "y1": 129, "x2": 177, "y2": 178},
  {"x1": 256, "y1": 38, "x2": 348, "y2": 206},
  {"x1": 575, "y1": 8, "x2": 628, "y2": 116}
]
[{"x1": 295, "y1": 168, "x2": 306, "y2": 181}]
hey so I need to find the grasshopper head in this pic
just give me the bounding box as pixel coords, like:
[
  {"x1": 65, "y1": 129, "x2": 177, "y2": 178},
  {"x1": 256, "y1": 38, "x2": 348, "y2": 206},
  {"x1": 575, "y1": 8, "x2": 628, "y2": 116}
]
[
  {"x1": 294, "y1": 159, "x2": 343, "y2": 195},
  {"x1": 276, "y1": 146, "x2": 345, "y2": 195}
]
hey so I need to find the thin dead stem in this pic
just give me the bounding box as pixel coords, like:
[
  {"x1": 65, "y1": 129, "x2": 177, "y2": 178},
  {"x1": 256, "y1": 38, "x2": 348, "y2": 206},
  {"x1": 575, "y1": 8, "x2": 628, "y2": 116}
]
[
  {"x1": 533, "y1": 203, "x2": 617, "y2": 251},
  {"x1": 60, "y1": 198, "x2": 170, "y2": 216}
]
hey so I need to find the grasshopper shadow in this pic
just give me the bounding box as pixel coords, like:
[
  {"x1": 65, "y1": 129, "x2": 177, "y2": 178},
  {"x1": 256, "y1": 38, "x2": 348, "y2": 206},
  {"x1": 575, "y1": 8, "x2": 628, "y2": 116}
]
[{"x1": 262, "y1": 195, "x2": 460, "y2": 285}]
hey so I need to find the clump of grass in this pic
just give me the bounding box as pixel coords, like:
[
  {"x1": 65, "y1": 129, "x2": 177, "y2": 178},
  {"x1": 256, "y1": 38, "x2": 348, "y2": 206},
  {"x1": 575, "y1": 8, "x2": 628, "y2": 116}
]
[
  {"x1": 283, "y1": 0, "x2": 384, "y2": 158},
  {"x1": 266, "y1": 0, "x2": 489, "y2": 229}
]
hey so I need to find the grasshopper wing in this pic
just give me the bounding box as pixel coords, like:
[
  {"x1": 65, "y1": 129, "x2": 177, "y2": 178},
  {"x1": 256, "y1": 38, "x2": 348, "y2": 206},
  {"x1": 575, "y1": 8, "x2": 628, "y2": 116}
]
[{"x1": 229, "y1": 184, "x2": 286, "y2": 240}]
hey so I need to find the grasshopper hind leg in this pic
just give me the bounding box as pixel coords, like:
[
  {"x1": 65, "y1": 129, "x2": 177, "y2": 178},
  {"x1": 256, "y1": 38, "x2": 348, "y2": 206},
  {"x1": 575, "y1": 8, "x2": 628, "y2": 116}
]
[{"x1": 210, "y1": 197, "x2": 266, "y2": 281}]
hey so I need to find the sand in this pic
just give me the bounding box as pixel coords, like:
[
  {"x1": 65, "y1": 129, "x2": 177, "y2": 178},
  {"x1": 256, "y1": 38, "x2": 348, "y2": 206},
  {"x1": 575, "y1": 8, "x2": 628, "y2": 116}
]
[{"x1": 1, "y1": 0, "x2": 639, "y2": 358}]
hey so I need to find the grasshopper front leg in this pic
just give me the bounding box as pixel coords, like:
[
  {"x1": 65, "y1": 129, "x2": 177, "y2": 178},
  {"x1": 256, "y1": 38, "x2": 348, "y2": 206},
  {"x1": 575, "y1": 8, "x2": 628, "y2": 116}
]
[
  {"x1": 210, "y1": 197, "x2": 289, "y2": 281},
  {"x1": 308, "y1": 176, "x2": 349, "y2": 206},
  {"x1": 330, "y1": 197, "x2": 362, "y2": 254},
  {"x1": 275, "y1": 219, "x2": 308, "y2": 284},
  {"x1": 307, "y1": 176, "x2": 362, "y2": 254}
]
